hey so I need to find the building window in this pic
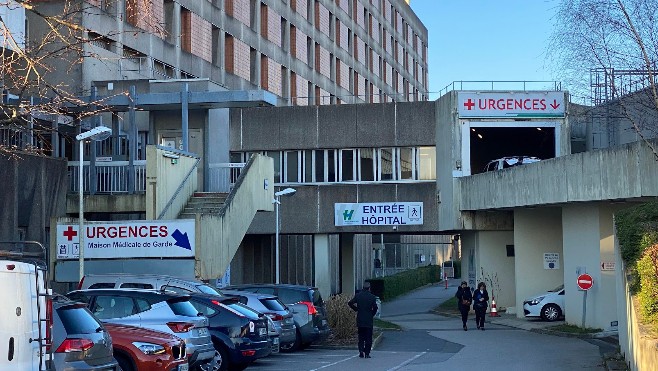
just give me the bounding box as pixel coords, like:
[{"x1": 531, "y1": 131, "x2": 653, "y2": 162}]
[
  {"x1": 339, "y1": 149, "x2": 356, "y2": 181},
  {"x1": 418, "y1": 146, "x2": 436, "y2": 180},
  {"x1": 379, "y1": 148, "x2": 394, "y2": 180}
]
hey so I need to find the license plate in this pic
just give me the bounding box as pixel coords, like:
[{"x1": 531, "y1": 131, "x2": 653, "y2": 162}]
[
  {"x1": 178, "y1": 364, "x2": 189, "y2": 371},
  {"x1": 197, "y1": 327, "x2": 209, "y2": 336},
  {"x1": 273, "y1": 337, "x2": 280, "y2": 345}
]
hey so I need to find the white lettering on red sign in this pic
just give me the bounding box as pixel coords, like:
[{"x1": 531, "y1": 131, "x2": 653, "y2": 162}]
[{"x1": 458, "y1": 92, "x2": 565, "y2": 118}]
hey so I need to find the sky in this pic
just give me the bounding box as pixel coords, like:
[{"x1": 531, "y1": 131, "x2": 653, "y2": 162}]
[{"x1": 409, "y1": 0, "x2": 560, "y2": 100}]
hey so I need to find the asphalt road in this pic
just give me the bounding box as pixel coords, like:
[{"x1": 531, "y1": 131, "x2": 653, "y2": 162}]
[{"x1": 246, "y1": 283, "x2": 608, "y2": 370}]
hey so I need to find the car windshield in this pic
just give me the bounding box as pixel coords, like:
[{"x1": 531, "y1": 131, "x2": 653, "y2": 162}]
[
  {"x1": 57, "y1": 306, "x2": 103, "y2": 334},
  {"x1": 196, "y1": 284, "x2": 221, "y2": 296},
  {"x1": 549, "y1": 284, "x2": 564, "y2": 292},
  {"x1": 260, "y1": 298, "x2": 287, "y2": 311},
  {"x1": 223, "y1": 302, "x2": 261, "y2": 320}
]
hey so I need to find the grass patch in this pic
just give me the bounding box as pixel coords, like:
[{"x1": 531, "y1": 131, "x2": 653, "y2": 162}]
[
  {"x1": 374, "y1": 318, "x2": 402, "y2": 330},
  {"x1": 549, "y1": 324, "x2": 602, "y2": 334},
  {"x1": 437, "y1": 296, "x2": 458, "y2": 311}
]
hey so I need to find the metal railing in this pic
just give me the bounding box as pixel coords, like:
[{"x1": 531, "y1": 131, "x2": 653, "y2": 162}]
[
  {"x1": 208, "y1": 163, "x2": 246, "y2": 192},
  {"x1": 68, "y1": 160, "x2": 146, "y2": 194}
]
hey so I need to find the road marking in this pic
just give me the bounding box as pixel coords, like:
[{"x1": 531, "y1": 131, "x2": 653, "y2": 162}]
[
  {"x1": 386, "y1": 352, "x2": 427, "y2": 371},
  {"x1": 308, "y1": 354, "x2": 359, "y2": 370}
]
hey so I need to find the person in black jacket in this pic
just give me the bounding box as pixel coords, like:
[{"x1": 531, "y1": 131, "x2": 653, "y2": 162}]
[
  {"x1": 348, "y1": 281, "x2": 379, "y2": 358},
  {"x1": 473, "y1": 282, "x2": 490, "y2": 330},
  {"x1": 455, "y1": 281, "x2": 472, "y2": 331}
]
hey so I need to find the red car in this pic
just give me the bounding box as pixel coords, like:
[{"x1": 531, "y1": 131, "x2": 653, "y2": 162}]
[{"x1": 105, "y1": 323, "x2": 188, "y2": 371}]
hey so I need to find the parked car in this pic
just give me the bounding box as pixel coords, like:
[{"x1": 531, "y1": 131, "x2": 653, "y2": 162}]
[
  {"x1": 265, "y1": 316, "x2": 280, "y2": 354},
  {"x1": 219, "y1": 290, "x2": 296, "y2": 351},
  {"x1": 78, "y1": 273, "x2": 222, "y2": 296},
  {"x1": 483, "y1": 156, "x2": 541, "y2": 172},
  {"x1": 224, "y1": 284, "x2": 330, "y2": 350},
  {"x1": 65, "y1": 289, "x2": 219, "y2": 370},
  {"x1": 523, "y1": 284, "x2": 565, "y2": 322},
  {"x1": 105, "y1": 323, "x2": 188, "y2": 371},
  {"x1": 49, "y1": 295, "x2": 119, "y2": 370},
  {"x1": 187, "y1": 294, "x2": 271, "y2": 371}
]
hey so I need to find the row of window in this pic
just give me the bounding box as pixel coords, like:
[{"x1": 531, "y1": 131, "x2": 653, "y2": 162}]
[{"x1": 233, "y1": 146, "x2": 436, "y2": 183}]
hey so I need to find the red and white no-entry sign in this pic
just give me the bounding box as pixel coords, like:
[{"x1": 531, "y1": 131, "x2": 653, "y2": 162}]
[{"x1": 577, "y1": 273, "x2": 594, "y2": 290}]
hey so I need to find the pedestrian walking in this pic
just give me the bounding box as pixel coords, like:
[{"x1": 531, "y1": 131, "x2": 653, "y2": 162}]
[
  {"x1": 455, "y1": 281, "x2": 472, "y2": 331},
  {"x1": 473, "y1": 282, "x2": 489, "y2": 330},
  {"x1": 348, "y1": 281, "x2": 379, "y2": 358}
]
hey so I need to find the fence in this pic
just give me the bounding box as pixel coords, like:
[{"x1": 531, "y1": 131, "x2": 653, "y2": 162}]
[
  {"x1": 207, "y1": 163, "x2": 245, "y2": 192},
  {"x1": 68, "y1": 160, "x2": 146, "y2": 194}
]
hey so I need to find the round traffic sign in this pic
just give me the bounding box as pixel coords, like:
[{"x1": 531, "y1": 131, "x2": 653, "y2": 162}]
[{"x1": 577, "y1": 273, "x2": 593, "y2": 290}]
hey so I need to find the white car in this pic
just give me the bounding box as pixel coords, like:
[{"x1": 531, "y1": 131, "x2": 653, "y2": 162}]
[{"x1": 522, "y1": 284, "x2": 565, "y2": 322}]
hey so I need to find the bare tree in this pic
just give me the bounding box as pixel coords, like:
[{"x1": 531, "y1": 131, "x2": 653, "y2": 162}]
[
  {"x1": 549, "y1": 0, "x2": 658, "y2": 155},
  {"x1": 0, "y1": 0, "x2": 162, "y2": 156}
]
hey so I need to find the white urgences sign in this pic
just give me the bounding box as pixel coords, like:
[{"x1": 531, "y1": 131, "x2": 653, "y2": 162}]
[
  {"x1": 335, "y1": 202, "x2": 423, "y2": 226},
  {"x1": 458, "y1": 91, "x2": 565, "y2": 118},
  {"x1": 56, "y1": 220, "x2": 195, "y2": 259}
]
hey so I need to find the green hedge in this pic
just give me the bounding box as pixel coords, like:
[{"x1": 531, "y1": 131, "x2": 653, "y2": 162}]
[
  {"x1": 616, "y1": 200, "x2": 658, "y2": 326},
  {"x1": 367, "y1": 265, "x2": 441, "y2": 301}
]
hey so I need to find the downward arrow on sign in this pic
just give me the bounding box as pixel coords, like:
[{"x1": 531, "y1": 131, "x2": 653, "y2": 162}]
[
  {"x1": 172, "y1": 229, "x2": 191, "y2": 250},
  {"x1": 550, "y1": 100, "x2": 560, "y2": 109}
]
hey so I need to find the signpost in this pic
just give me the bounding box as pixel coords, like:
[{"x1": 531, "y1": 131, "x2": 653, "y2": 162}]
[
  {"x1": 577, "y1": 272, "x2": 593, "y2": 327},
  {"x1": 458, "y1": 91, "x2": 566, "y2": 118},
  {"x1": 334, "y1": 202, "x2": 423, "y2": 226}
]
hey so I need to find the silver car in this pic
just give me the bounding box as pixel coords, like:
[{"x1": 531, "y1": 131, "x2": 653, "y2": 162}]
[
  {"x1": 49, "y1": 296, "x2": 119, "y2": 370},
  {"x1": 220, "y1": 290, "x2": 297, "y2": 351},
  {"x1": 66, "y1": 289, "x2": 219, "y2": 370}
]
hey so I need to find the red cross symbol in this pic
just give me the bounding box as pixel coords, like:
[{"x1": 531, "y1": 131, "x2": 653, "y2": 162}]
[
  {"x1": 464, "y1": 99, "x2": 475, "y2": 110},
  {"x1": 63, "y1": 226, "x2": 78, "y2": 241}
]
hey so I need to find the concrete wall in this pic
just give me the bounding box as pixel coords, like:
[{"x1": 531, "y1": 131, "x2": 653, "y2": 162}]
[
  {"x1": 514, "y1": 208, "x2": 563, "y2": 315},
  {"x1": 617, "y1": 243, "x2": 658, "y2": 371},
  {"x1": 475, "y1": 231, "x2": 515, "y2": 310},
  {"x1": 145, "y1": 146, "x2": 199, "y2": 220},
  {"x1": 459, "y1": 139, "x2": 658, "y2": 211},
  {"x1": 562, "y1": 203, "x2": 619, "y2": 331},
  {"x1": 0, "y1": 153, "x2": 68, "y2": 245}
]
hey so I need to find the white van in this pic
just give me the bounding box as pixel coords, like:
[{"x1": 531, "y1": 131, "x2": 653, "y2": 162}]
[
  {"x1": 79, "y1": 273, "x2": 222, "y2": 296},
  {"x1": 0, "y1": 249, "x2": 49, "y2": 371}
]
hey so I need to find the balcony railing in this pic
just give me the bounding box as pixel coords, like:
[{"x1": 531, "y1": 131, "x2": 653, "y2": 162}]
[
  {"x1": 68, "y1": 161, "x2": 146, "y2": 194},
  {"x1": 68, "y1": 161, "x2": 245, "y2": 194},
  {"x1": 208, "y1": 163, "x2": 246, "y2": 193}
]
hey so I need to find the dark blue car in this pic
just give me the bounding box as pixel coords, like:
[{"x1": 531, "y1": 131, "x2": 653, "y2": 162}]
[{"x1": 187, "y1": 294, "x2": 271, "y2": 370}]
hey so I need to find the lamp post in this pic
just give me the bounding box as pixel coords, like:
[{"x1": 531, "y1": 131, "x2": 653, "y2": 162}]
[
  {"x1": 274, "y1": 187, "x2": 296, "y2": 284},
  {"x1": 76, "y1": 126, "x2": 112, "y2": 281}
]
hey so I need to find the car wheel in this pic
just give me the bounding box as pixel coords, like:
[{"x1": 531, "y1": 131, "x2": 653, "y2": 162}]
[
  {"x1": 198, "y1": 350, "x2": 224, "y2": 371},
  {"x1": 114, "y1": 354, "x2": 134, "y2": 371},
  {"x1": 280, "y1": 330, "x2": 301, "y2": 352},
  {"x1": 541, "y1": 304, "x2": 561, "y2": 322}
]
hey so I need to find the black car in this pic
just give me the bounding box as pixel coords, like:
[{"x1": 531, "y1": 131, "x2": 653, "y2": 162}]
[
  {"x1": 224, "y1": 284, "x2": 330, "y2": 350},
  {"x1": 187, "y1": 294, "x2": 271, "y2": 371}
]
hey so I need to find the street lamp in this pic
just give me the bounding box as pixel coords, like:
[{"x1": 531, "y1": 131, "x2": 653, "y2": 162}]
[
  {"x1": 76, "y1": 126, "x2": 112, "y2": 281},
  {"x1": 273, "y1": 187, "x2": 296, "y2": 284}
]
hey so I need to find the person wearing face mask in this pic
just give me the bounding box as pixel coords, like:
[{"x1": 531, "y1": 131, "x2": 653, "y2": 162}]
[
  {"x1": 473, "y1": 282, "x2": 489, "y2": 330},
  {"x1": 455, "y1": 281, "x2": 472, "y2": 331}
]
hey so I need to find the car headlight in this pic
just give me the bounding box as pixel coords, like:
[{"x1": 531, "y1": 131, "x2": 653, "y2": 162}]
[
  {"x1": 529, "y1": 296, "x2": 545, "y2": 305},
  {"x1": 132, "y1": 342, "x2": 166, "y2": 355}
]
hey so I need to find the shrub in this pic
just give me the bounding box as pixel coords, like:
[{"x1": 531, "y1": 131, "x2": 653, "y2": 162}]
[
  {"x1": 325, "y1": 294, "x2": 356, "y2": 340},
  {"x1": 369, "y1": 265, "x2": 441, "y2": 301},
  {"x1": 637, "y1": 244, "x2": 658, "y2": 323}
]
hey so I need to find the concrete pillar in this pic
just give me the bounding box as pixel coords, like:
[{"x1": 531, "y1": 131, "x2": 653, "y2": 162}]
[
  {"x1": 562, "y1": 203, "x2": 619, "y2": 331},
  {"x1": 314, "y1": 234, "x2": 331, "y2": 300},
  {"x1": 340, "y1": 233, "x2": 355, "y2": 295},
  {"x1": 514, "y1": 208, "x2": 563, "y2": 317}
]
